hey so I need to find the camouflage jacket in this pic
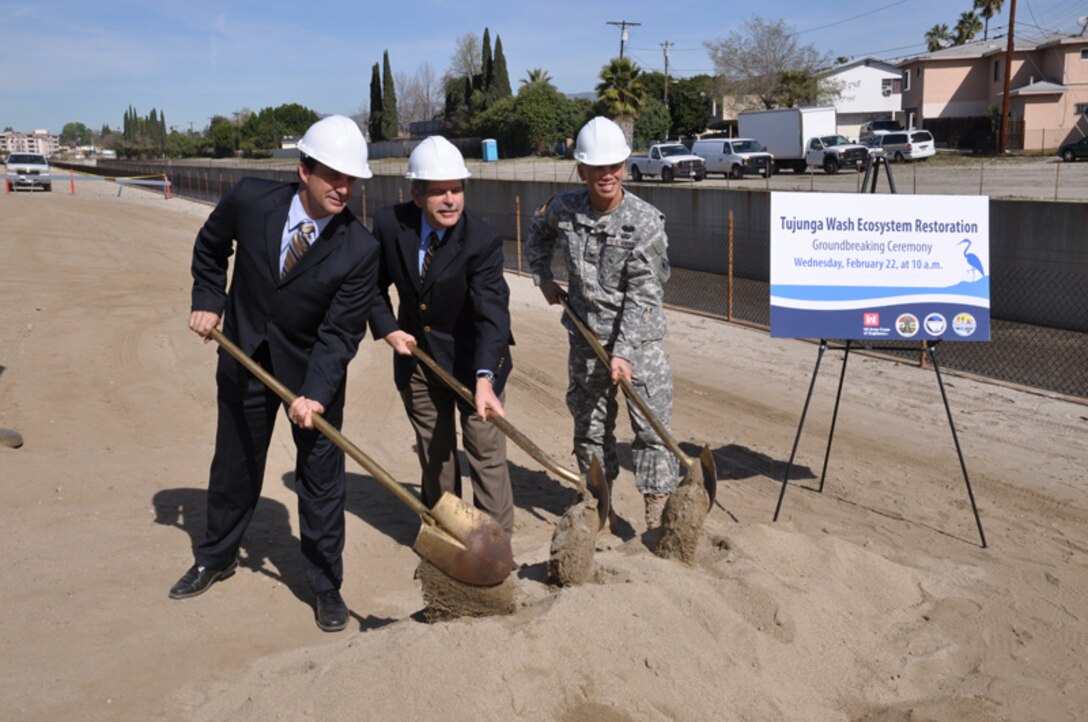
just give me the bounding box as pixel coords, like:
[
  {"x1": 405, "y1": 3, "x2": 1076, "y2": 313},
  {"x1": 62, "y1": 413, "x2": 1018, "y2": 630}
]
[{"x1": 527, "y1": 189, "x2": 670, "y2": 360}]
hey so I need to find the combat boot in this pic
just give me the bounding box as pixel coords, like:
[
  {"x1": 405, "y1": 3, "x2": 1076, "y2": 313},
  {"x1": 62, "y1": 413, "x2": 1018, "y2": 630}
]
[{"x1": 644, "y1": 492, "x2": 669, "y2": 529}]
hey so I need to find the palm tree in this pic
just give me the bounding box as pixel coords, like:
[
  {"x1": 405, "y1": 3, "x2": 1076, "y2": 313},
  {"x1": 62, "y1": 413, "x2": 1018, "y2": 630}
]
[
  {"x1": 520, "y1": 68, "x2": 553, "y2": 89},
  {"x1": 973, "y1": 0, "x2": 1005, "y2": 40},
  {"x1": 954, "y1": 11, "x2": 983, "y2": 45},
  {"x1": 596, "y1": 57, "x2": 645, "y2": 144},
  {"x1": 925, "y1": 23, "x2": 953, "y2": 52}
]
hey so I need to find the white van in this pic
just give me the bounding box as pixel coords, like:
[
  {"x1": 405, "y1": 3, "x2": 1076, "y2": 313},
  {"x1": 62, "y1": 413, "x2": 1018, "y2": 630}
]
[{"x1": 691, "y1": 137, "x2": 774, "y2": 179}]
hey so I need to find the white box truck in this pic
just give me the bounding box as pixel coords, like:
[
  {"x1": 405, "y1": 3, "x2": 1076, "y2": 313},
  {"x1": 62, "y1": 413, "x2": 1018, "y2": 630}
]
[{"x1": 738, "y1": 106, "x2": 868, "y2": 175}]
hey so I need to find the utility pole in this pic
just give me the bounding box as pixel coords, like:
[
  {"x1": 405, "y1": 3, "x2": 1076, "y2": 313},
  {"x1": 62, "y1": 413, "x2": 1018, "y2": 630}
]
[
  {"x1": 606, "y1": 20, "x2": 641, "y2": 59},
  {"x1": 661, "y1": 40, "x2": 672, "y2": 107},
  {"x1": 999, "y1": 0, "x2": 1017, "y2": 153}
]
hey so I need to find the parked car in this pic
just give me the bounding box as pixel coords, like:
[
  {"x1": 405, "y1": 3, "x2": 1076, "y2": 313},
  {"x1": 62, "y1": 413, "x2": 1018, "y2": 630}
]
[
  {"x1": 867, "y1": 130, "x2": 935, "y2": 162},
  {"x1": 5, "y1": 152, "x2": 52, "y2": 191},
  {"x1": 691, "y1": 137, "x2": 774, "y2": 179},
  {"x1": 628, "y1": 143, "x2": 707, "y2": 182},
  {"x1": 1058, "y1": 136, "x2": 1088, "y2": 162},
  {"x1": 858, "y1": 118, "x2": 904, "y2": 144}
]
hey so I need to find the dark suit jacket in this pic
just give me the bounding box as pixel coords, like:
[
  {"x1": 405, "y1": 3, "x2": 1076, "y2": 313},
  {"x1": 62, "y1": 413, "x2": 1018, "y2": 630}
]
[
  {"x1": 191, "y1": 177, "x2": 379, "y2": 408},
  {"x1": 369, "y1": 202, "x2": 513, "y2": 395}
]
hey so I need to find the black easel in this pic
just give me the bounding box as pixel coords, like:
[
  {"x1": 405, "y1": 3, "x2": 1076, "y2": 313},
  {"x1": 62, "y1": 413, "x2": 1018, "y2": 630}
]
[
  {"x1": 771, "y1": 153, "x2": 987, "y2": 547},
  {"x1": 772, "y1": 340, "x2": 986, "y2": 547}
]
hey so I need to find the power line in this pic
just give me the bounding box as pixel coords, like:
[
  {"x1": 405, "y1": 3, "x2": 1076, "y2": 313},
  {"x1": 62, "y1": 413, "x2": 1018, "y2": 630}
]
[{"x1": 796, "y1": 0, "x2": 909, "y2": 35}]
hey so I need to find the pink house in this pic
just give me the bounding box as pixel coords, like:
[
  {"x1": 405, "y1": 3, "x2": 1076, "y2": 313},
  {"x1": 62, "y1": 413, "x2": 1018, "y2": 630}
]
[{"x1": 898, "y1": 32, "x2": 1088, "y2": 151}]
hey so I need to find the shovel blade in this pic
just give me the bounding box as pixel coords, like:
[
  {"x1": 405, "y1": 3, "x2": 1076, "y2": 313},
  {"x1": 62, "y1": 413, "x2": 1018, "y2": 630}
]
[
  {"x1": 699, "y1": 445, "x2": 718, "y2": 509},
  {"x1": 586, "y1": 456, "x2": 610, "y2": 531},
  {"x1": 413, "y1": 492, "x2": 515, "y2": 586}
]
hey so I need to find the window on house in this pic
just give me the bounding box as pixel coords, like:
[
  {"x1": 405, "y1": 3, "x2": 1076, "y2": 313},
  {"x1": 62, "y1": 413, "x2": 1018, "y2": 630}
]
[
  {"x1": 994, "y1": 60, "x2": 1001, "y2": 81},
  {"x1": 903, "y1": 70, "x2": 911, "y2": 91},
  {"x1": 1076, "y1": 102, "x2": 1088, "y2": 115},
  {"x1": 1081, "y1": 49, "x2": 1088, "y2": 61}
]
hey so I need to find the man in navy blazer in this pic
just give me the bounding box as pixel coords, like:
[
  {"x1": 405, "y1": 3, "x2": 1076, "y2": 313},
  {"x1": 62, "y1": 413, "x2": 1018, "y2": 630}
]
[
  {"x1": 369, "y1": 136, "x2": 515, "y2": 534},
  {"x1": 170, "y1": 115, "x2": 379, "y2": 632}
]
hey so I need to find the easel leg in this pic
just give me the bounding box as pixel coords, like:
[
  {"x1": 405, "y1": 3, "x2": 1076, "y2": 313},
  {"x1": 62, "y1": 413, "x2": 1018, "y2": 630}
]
[
  {"x1": 928, "y1": 344, "x2": 987, "y2": 548},
  {"x1": 819, "y1": 340, "x2": 851, "y2": 492},
  {"x1": 774, "y1": 340, "x2": 828, "y2": 521}
]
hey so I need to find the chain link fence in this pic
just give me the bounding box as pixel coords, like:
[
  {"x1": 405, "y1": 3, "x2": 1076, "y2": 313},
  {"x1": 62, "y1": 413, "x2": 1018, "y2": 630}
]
[{"x1": 70, "y1": 160, "x2": 1088, "y2": 401}]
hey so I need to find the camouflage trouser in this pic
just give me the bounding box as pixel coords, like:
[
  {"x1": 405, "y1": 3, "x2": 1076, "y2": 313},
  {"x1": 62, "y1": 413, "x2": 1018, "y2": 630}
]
[{"x1": 566, "y1": 334, "x2": 679, "y2": 495}]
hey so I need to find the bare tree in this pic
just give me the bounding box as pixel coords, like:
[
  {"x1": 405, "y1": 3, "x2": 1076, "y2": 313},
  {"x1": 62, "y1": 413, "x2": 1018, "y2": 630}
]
[
  {"x1": 447, "y1": 32, "x2": 481, "y2": 80},
  {"x1": 704, "y1": 15, "x2": 834, "y2": 109},
  {"x1": 397, "y1": 62, "x2": 444, "y2": 126}
]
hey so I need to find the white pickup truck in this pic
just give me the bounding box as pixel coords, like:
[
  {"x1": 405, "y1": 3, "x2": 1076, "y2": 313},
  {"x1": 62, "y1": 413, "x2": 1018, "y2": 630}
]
[{"x1": 628, "y1": 143, "x2": 706, "y2": 183}]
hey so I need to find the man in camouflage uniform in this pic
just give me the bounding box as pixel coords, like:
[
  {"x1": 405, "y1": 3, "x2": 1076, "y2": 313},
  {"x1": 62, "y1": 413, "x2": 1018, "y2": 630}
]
[{"x1": 526, "y1": 116, "x2": 679, "y2": 529}]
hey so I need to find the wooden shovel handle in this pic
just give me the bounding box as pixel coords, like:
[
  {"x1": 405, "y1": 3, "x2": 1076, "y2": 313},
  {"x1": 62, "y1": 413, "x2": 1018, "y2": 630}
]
[
  {"x1": 208, "y1": 328, "x2": 427, "y2": 516},
  {"x1": 407, "y1": 343, "x2": 587, "y2": 492},
  {"x1": 557, "y1": 295, "x2": 693, "y2": 467}
]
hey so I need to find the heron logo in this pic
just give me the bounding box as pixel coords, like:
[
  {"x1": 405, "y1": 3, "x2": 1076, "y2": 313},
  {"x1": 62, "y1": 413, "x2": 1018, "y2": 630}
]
[
  {"x1": 957, "y1": 238, "x2": 986, "y2": 280},
  {"x1": 952, "y1": 313, "x2": 977, "y2": 337},
  {"x1": 924, "y1": 313, "x2": 947, "y2": 336},
  {"x1": 863, "y1": 312, "x2": 880, "y2": 326},
  {"x1": 896, "y1": 313, "x2": 919, "y2": 337}
]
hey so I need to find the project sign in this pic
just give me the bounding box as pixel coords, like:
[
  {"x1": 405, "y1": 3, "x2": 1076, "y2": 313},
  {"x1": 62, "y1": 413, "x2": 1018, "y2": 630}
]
[{"x1": 770, "y1": 192, "x2": 990, "y2": 341}]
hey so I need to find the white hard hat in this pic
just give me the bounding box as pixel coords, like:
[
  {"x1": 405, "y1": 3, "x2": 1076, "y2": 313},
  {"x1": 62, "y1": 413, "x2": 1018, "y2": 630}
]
[
  {"x1": 405, "y1": 136, "x2": 471, "y2": 181},
  {"x1": 574, "y1": 116, "x2": 630, "y2": 165},
  {"x1": 297, "y1": 114, "x2": 372, "y2": 179}
]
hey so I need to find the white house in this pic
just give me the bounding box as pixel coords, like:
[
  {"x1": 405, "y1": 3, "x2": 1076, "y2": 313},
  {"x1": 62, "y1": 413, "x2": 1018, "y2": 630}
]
[{"x1": 820, "y1": 58, "x2": 904, "y2": 140}]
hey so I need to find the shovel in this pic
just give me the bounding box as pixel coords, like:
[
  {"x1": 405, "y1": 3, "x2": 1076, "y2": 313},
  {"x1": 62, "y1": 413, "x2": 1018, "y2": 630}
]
[
  {"x1": 556, "y1": 296, "x2": 717, "y2": 509},
  {"x1": 208, "y1": 328, "x2": 515, "y2": 587},
  {"x1": 408, "y1": 343, "x2": 610, "y2": 530}
]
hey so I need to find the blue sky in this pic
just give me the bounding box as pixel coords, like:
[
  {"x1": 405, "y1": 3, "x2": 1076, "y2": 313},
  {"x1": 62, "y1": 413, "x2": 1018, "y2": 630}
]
[{"x1": 3, "y1": 0, "x2": 1084, "y2": 134}]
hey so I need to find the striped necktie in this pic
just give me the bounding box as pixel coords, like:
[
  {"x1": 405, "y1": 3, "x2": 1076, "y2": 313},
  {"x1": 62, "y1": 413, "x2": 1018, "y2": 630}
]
[
  {"x1": 281, "y1": 221, "x2": 316, "y2": 279},
  {"x1": 420, "y1": 231, "x2": 439, "y2": 281}
]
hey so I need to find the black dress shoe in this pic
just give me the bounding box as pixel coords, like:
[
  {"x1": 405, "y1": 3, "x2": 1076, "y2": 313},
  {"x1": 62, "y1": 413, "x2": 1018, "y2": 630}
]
[
  {"x1": 168, "y1": 558, "x2": 238, "y2": 599},
  {"x1": 314, "y1": 590, "x2": 349, "y2": 632}
]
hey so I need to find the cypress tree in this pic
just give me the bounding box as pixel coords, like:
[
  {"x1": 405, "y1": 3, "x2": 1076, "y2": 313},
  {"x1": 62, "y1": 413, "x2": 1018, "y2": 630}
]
[
  {"x1": 381, "y1": 50, "x2": 399, "y2": 140},
  {"x1": 481, "y1": 28, "x2": 493, "y2": 93},
  {"x1": 368, "y1": 62, "x2": 383, "y2": 141},
  {"x1": 491, "y1": 36, "x2": 512, "y2": 101}
]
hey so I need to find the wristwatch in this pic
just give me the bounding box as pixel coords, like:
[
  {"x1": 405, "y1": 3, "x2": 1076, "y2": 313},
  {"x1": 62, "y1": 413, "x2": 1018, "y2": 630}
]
[{"x1": 476, "y1": 370, "x2": 496, "y2": 385}]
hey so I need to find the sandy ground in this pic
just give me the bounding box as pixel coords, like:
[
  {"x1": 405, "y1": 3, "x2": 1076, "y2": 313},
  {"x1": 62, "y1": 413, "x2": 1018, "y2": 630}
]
[{"x1": 2, "y1": 181, "x2": 1087, "y2": 721}]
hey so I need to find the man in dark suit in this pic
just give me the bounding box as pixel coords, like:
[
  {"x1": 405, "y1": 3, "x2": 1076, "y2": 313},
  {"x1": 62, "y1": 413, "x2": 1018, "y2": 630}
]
[
  {"x1": 369, "y1": 136, "x2": 515, "y2": 535},
  {"x1": 170, "y1": 115, "x2": 379, "y2": 632}
]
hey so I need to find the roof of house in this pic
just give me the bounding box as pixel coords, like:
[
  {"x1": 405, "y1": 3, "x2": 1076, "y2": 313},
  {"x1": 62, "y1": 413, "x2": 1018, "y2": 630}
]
[{"x1": 898, "y1": 31, "x2": 1087, "y2": 65}]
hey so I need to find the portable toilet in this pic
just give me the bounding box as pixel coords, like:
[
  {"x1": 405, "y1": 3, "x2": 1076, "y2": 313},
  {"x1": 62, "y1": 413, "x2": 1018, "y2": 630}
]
[{"x1": 482, "y1": 138, "x2": 498, "y2": 162}]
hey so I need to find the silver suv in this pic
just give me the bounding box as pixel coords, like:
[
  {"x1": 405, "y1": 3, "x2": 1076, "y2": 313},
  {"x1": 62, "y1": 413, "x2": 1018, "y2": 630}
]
[{"x1": 5, "y1": 153, "x2": 52, "y2": 191}]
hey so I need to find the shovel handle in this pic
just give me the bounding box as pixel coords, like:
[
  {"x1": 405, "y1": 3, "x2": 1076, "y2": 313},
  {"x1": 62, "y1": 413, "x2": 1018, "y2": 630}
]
[
  {"x1": 557, "y1": 296, "x2": 693, "y2": 467},
  {"x1": 408, "y1": 343, "x2": 587, "y2": 492},
  {"x1": 208, "y1": 328, "x2": 428, "y2": 517}
]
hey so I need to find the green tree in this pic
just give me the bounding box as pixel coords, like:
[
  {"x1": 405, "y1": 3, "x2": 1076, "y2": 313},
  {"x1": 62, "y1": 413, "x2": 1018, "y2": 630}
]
[
  {"x1": 381, "y1": 50, "x2": 399, "y2": 139},
  {"x1": 469, "y1": 82, "x2": 578, "y2": 156},
  {"x1": 668, "y1": 76, "x2": 715, "y2": 138},
  {"x1": 633, "y1": 96, "x2": 671, "y2": 149},
  {"x1": 481, "y1": 28, "x2": 493, "y2": 92},
  {"x1": 60, "y1": 122, "x2": 92, "y2": 146},
  {"x1": 925, "y1": 23, "x2": 953, "y2": 52},
  {"x1": 209, "y1": 117, "x2": 236, "y2": 158},
  {"x1": 368, "y1": 63, "x2": 383, "y2": 141},
  {"x1": 973, "y1": 0, "x2": 1004, "y2": 40},
  {"x1": 772, "y1": 71, "x2": 820, "y2": 109},
  {"x1": 489, "y1": 36, "x2": 512, "y2": 102},
  {"x1": 954, "y1": 11, "x2": 982, "y2": 44},
  {"x1": 165, "y1": 130, "x2": 197, "y2": 158}
]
